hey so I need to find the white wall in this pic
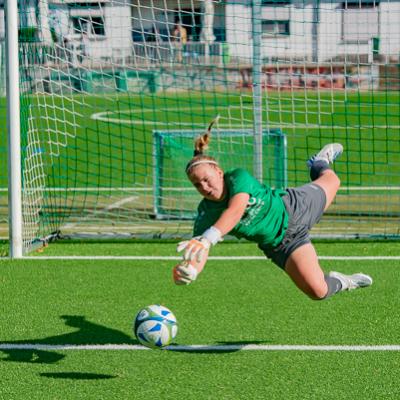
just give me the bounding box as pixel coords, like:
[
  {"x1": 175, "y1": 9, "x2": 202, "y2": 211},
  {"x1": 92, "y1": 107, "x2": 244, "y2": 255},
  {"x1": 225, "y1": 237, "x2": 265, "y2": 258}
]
[
  {"x1": 379, "y1": 1, "x2": 400, "y2": 57},
  {"x1": 318, "y1": 2, "x2": 341, "y2": 62},
  {"x1": 50, "y1": 2, "x2": 132, "y2": 61},
  {"x1": 274, "y1": 5, "x2": 314, "y2": 60},
  {"x1": 49, "y1": 4, "x2": 70, "y2": 38},
  {"x1": 227, "y1": 1, "x2": 400, "y2": 63},
  {"x1": 225, "y1": 4, "x2": 252, "y2": 60},
  {"x1": 92, "y1": 4, "x2": 132, "y2": 59},
  {"x1": 28, "y1": 0, "x2": 400, "y2": 64}
]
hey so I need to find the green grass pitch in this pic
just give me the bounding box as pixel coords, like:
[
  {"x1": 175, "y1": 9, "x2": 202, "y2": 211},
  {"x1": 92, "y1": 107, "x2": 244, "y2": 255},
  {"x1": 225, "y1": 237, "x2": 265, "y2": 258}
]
[
  {"x1": 0, "y1": 90, "x2": 399, "y2": 397},
  {"x1": 1, "y1": 90, "x2": 400, "y2": 190},
  {"x1": 1, "y1": 241, "x2": 400, "y2": 399}
]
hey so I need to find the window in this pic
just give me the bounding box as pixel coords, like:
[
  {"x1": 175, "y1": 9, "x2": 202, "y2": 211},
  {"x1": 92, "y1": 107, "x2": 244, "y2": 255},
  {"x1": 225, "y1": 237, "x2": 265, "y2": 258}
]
[
  {"x1": 342, "y1": 2, "x2": 379, "y2": 43},
  {"x1": 68, "y1": 2, "x2": 105, "y2": 8},
  {"x1": 262, "y1": 20, "x2": 290, "y2": 36},
  {"x1": 71, "y1": 16, "x2": 105, "y2": 37},
  {"x1": 91, "y1": 16, "x2": 105, "y2": 36},
  {"x1": 69, "y1": 2, "x2": 105, "y2": 37},
  {"x1": 262, "y1": 0, "x2": 291, "y2": 4},
  {"x1": 72, "y1": 16, "x2": 89, "y2": 34}
]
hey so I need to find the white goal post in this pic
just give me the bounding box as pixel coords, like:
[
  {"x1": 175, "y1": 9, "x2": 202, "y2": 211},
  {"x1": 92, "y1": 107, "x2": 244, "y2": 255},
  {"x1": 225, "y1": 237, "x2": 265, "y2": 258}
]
[{"x1": 5, "y1": 0, "x2": 23, "y2": 258}]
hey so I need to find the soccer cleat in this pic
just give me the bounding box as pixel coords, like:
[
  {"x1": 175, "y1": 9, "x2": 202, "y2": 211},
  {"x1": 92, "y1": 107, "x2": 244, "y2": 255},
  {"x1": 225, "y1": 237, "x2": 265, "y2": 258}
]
[
  {"x1": 307, "y1": 143, "x2": 343, "y2": 168},
  {"x1": 329, "y1": 271, "x2": 373, "y2": 291}
]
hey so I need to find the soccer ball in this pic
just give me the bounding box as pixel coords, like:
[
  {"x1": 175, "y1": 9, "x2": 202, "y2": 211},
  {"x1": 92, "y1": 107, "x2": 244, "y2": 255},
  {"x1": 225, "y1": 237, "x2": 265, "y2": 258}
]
[{"x1": 133, "y1": 304, "x2": 178, "y2": 349}]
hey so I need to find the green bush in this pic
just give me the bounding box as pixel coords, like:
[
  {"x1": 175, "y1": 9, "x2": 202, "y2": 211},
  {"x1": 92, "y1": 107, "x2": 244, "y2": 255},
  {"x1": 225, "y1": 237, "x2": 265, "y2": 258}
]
[{"x1": 19, "y1": 27, "x2": 38, "y2": 42}]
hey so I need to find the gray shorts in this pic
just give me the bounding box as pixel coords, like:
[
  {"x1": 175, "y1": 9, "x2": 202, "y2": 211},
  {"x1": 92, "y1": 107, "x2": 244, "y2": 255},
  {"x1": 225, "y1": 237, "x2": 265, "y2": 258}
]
[{"x1": 258, "y1": 183, "x2": 326, "y2": 270}]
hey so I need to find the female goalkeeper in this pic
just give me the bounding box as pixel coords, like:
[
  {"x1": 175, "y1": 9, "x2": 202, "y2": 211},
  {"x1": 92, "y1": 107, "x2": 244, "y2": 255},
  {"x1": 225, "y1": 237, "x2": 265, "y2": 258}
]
[{"x1": 173, "y1": 121, "x2": 372, "y2": 300}]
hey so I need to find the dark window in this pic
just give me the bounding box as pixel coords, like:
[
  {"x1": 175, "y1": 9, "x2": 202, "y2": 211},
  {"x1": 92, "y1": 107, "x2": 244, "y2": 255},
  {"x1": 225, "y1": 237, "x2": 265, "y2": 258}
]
[
  {"x1": 132, "y1": 30, "x2": 145, "y2": 42},
  {"x1": 91, "y1": 16, "x2": 105, "y2": 36},
  {"x1": 174, "y1": 9, "x2": 201, "y2": 41},
  {"x1": 213, "y1": 28, "x2": 226, "y2": 42},
  {"x1": 71, "y1": 16, "x2": 105, "y2": 36},
  {"x1": 341, "y1": 1, "x2": 379, "y2": 8},
  {"x1": 72, "y1": 17, "x2": 89, "y2": 34},
  {"x1": 262, "y1": 0, "x2": 291, "y2": 5},
  {"x1": 68, "y1": 2, "x2": 105, "y2": 8},
  {"x1": 262, "y1": 20, "x2": 290, "y2": 36}
]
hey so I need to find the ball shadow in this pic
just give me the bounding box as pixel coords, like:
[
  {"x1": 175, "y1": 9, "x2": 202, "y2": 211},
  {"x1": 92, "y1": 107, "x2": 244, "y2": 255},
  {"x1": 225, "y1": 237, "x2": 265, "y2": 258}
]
[{"x1": 167, "y1": 340, "x2": 272, "y2": 354}]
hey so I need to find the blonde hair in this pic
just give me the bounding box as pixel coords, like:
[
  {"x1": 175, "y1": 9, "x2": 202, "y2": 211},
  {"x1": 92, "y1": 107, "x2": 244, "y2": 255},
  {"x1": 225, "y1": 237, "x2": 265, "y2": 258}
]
[{"x1": 185, "y1": 116, "x2": 220, "y2": 174}]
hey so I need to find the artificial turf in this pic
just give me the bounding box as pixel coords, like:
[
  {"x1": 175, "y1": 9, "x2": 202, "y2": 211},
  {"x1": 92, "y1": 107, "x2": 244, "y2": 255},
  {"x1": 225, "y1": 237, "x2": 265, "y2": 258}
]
[{"x1": 1, "y1": 241, "x2": 399, "y2": 399}]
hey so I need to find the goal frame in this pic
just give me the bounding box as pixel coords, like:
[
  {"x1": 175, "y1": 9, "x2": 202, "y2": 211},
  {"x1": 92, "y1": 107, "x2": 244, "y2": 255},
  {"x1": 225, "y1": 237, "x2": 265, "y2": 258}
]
[{"x1": 5, "y1": 0, "x2": 23, "y2": 258}]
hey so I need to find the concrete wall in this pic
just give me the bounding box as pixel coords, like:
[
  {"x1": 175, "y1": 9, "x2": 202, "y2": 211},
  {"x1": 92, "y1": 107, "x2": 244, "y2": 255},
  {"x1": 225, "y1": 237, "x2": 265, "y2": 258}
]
[{"x1": 226, "y1": 1, "x2": 400, "y2": 63}]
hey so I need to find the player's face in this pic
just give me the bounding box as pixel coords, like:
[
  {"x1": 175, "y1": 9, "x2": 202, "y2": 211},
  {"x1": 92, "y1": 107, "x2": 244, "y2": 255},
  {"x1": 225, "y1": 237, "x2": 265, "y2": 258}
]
[{"x1": 189, "y1": 164, "x2": 226, "y2": 201}]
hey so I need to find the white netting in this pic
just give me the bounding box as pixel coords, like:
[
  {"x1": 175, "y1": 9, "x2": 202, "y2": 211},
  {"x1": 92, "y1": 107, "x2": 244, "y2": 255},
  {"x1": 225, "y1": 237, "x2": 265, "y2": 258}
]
[{"x1": 1, "y1": 0, "x2": 399, "y2": 251}]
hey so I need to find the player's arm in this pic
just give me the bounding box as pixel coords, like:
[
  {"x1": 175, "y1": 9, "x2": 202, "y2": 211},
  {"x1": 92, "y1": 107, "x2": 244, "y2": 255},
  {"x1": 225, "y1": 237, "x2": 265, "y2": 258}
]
[
  {"x1": 213, "y1": 192, "x2": 250, "y2": 235},
  {"x1": 177, "y1": 192, "x2": 250, "y2": 262}
]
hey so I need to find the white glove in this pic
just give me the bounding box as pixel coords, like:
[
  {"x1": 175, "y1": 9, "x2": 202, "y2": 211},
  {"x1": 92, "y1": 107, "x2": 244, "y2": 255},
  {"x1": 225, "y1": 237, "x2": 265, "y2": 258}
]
[
  {"x1": 177, "y1": 227, "x2": 222, "y2": 263},
  {"x1": 177, "y1": 236, "x2": 211, "y2": 263},
  {"x1": 173, "y1": 261, "x2": 198, "y2": 285}
]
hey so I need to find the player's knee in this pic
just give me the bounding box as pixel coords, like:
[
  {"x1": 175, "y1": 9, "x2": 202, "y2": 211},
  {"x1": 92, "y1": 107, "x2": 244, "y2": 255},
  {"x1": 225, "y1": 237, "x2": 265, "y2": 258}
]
[
  {"x1": 306, "y1": 285, "x2": 328, "y2": 300},
  {"x1": 334, "y1": 173, "x2": 341, "y2": 189},
  {"x1": 323, "y1": 169, "x2": 340, "y2": 187}
]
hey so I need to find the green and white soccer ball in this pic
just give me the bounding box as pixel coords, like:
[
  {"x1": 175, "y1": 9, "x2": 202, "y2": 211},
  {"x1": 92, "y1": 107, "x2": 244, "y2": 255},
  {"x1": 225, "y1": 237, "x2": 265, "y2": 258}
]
[{"x1": 133, "y1": 304, "x2": 178, "y2": 349}]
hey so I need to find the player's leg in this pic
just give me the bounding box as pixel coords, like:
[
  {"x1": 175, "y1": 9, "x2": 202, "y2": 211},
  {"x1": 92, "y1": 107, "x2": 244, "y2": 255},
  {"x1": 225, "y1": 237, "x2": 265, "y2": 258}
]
[
  {"x1": 285, "y1": 243, "x2": 373, "y2": 300},
  {"x1": 313, "y1": 169, "x2": 340, "y2": 211},
  {"x1": 284, "y1": 242, "x2": 330, "y2": 299},
  {"x1": 307, "y1": 143, "x2": 343, "y2": 210}
]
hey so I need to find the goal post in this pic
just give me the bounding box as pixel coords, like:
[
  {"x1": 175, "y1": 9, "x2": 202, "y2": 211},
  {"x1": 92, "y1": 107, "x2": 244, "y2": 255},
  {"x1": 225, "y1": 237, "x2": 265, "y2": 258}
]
[{"x1": 5, "y1": 0, "x2": 23, "y2": 258}]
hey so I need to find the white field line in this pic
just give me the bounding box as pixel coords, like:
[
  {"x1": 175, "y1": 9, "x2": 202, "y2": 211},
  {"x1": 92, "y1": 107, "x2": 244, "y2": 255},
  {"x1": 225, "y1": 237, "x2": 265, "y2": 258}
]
[
  {"x1": 63, "y1": 195, "x2": 138, "y2": 231},
  {"x1": 104, "y1": 196, "x2": 138, "y2": 210},
  {"x1": 1, "y1": 256, "x2": 400, "y2": 261},
  {"x1": 1, "y1": 343, "x2": 400, "y2": 351},
  {"x1": 90, "y1": 109, "x2": 400, "y2": 130}
]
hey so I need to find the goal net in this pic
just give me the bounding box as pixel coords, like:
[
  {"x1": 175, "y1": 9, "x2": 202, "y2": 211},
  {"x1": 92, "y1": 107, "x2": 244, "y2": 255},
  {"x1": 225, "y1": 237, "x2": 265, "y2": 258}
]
[
  {"x1": 153, "y1": 128, "x2": 287, "y2": 220},
  {"x1": 1, "y1": 0, "x2": 399, "y2": 253}
]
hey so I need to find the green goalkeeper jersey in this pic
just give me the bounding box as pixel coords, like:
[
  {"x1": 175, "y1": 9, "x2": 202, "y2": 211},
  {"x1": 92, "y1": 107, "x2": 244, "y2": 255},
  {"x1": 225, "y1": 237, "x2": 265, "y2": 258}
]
[{"x1": 193, "y1": 168, "x2": 289, "y2": 247}]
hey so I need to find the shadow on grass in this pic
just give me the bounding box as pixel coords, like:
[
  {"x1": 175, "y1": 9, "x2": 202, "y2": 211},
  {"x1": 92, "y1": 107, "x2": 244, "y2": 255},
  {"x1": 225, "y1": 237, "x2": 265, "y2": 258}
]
[
  {"x1": 40, "y1": 372, "x2": 117, "y2": 380},
  {"x1": 0, "y1": 315, "x2": 137, "y2": 364},
  {"x1": 168, "y1": 340, "x2": 272, "y2": 354}
]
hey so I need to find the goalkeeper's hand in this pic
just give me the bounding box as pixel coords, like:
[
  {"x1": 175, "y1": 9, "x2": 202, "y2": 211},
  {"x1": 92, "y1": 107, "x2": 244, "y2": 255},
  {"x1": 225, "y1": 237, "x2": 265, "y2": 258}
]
[
  {"x1": 176, "y1": 236, "x2": 211, "y2": 263},
  {"x1": 176, "y1": 226, "x2": 222, "y2": 263},
  {"x1": 173, "y1": 261, "x2": 198, "y2": 285}
]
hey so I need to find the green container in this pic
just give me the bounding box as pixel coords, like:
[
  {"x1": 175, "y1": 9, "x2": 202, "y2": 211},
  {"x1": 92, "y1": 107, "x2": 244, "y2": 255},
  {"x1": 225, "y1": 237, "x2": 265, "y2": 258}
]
[
  {"x1": 372, "y1": 37, "x2": 380, "y2": 55},
  {"x1": 115, "y1": 71, "x2": 128, "y2": 92},
  {"x1": 222, "y1": 42, "x2": 230, "y2": 65}
]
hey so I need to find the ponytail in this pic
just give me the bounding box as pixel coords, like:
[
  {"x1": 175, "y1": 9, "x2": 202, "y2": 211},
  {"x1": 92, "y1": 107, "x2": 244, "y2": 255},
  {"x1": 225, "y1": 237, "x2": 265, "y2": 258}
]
[{"x1": 186, "y1": 115, "x2": 220, "y2": 174}]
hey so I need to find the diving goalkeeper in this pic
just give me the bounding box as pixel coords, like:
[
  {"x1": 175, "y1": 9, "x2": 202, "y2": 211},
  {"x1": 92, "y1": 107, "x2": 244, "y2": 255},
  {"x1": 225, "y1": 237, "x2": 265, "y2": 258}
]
[{"x1": 173, "y1": 119, "x2": 372, "y2": 300}]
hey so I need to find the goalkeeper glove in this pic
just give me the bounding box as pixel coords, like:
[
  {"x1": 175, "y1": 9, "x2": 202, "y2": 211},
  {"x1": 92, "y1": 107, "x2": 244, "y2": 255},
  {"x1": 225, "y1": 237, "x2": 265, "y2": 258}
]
[
  {"x1": 177, "y1": 226, "x2": 222, "y2": 262},
  {"x1": 173, "y1": 261, "x2": 198, "y2": 285}
]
